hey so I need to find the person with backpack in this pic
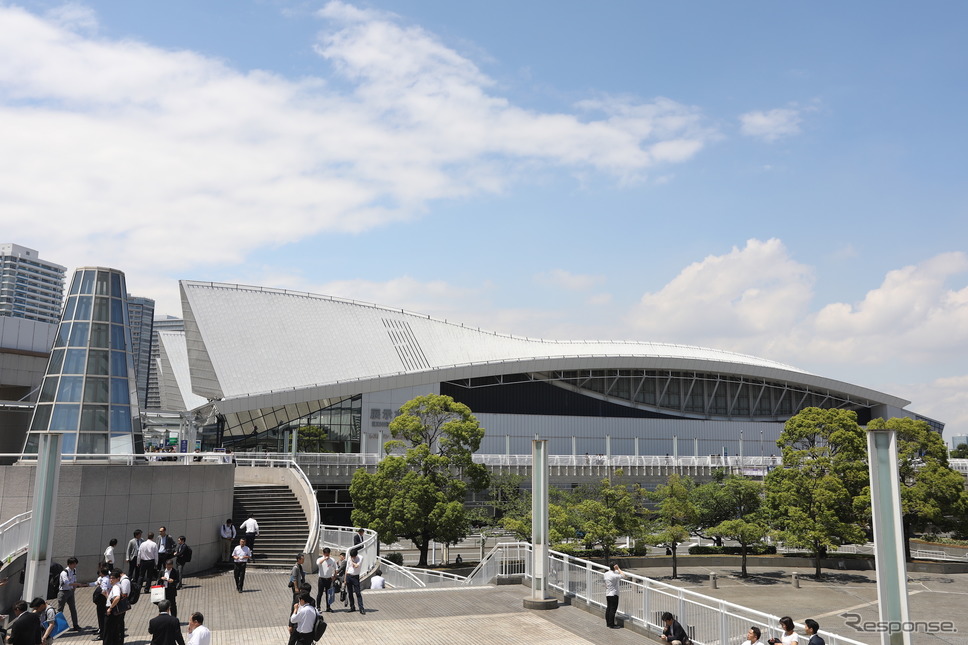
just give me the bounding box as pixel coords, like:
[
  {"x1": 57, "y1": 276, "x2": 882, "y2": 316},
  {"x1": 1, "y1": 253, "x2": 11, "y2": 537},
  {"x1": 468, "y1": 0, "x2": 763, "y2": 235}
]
[
  {"x1": 174, "y1": 537, "x2": 192, "y2": 590},
  {"x1": 288, "y1": 593, "x2": 318, "y2": 645},
  {"x1": 30, "y1": 597, "x2": 57, "y2": 645}
]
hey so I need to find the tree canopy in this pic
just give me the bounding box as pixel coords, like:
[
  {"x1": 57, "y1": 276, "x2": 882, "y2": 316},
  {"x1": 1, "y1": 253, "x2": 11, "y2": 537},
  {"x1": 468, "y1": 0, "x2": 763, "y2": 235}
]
[
  {"x1": 765, "y1": 407, "x2": 868, "y2": 577},
  {"x1": 645, "y1": 473, "x2": 697, "y2": 578},
  {"x1": 349, "y1": 394, "x2": 489, "y2": 566}
]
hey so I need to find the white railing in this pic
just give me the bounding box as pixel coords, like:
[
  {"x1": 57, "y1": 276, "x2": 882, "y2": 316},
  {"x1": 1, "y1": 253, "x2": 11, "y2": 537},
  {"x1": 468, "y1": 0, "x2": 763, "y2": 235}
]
[
  {"x1": 317, "y1": 525, "x2": 379, "y2": 578},
  {"x1": 782, "y1": 542, "x2": 968, "y2": 563},
  {"x1": 466, "y1": 542, "x2": 865, "y2": 645},
  {"x1": 0, "y1": 511, "x2": 31, "y2": 564},
  {"x1": 5, "y1": 451, "x2": 235, "y2": 465},
  {"x1": 374, "y1": 556, "x2": 469, "y2": 589}
]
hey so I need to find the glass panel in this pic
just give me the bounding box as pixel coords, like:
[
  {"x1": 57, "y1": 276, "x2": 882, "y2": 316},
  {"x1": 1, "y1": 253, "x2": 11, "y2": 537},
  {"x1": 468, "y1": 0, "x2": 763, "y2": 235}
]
[
  {"x1": 111, "y1": 272, "x2": 123, "y2": 298},
  {"x1": 60, "y1": 433, "x2": 77, "y2": 456},
  {"x1": 111, "y1": 351, "x2": 128, "y2": 378},
  {"x1": 74, "y1": 296, "x2": 92, "y2": 320},
  {"x1": 95, "y1": 270, "x2": 111, "y2": 296},
  {"x1": 111, "y1": 324, "x2": 126, "y2": 350},
  {"x1": 69, "y1": 274, "x2": 82, "y2": 296},
  {"x1": 22, "y1": 433, "x2": 39, "y2": 454},
  {"x1": 50, "y1": 403, "x2": 80, "y2": 431},
  {"x1": 48, "y1": 348, "x2": 65, "y2": 374},
  {"x1": 39, "y1": 377, "x2": 59, "y2": 403},
  {"x1": 79, "y1": 270, "x2": 95, "y2": 294},
  {"x1": 110, "y1": 378, "x2": 130, "y2": 405},
  {"x1": 80, "y1": 405, "x2": 109, "y2": 431},
  {"x1": 77, "y1": 433, "x2": 108, "y2": 454},
  {"x1": 62, "y1": 349, "x2": 87, "y2": 374},
  {"x1": 68, "y1": 322, "x2": 89, "y2": 347},
  {"x1": 63, "y1": 296, "x2": 77, "y2": 321},
  {"x1": 54, "y1": 323, "x2": 71, "y2": 348},
  {"x1": 87, "y1": 350, "x2": 109, "y2": 376},
  {"x1": 84, "y1": 377, "x2": 109, "y2": 403},
  {"x1": 57, "y1": 376, "x2": 84, "y2": 402},
  {"x1": 93, "y1": 297, "x2": 110, "y2": 322},
  {"x1": 111, "y1": 298, "x2": 124, "y2": 324},
  {"x1": 111, "y1": 406, "x2": 132, "y2": 433},
  {"x1": 30, "y1": 404, "x2": 52, "y2": 431},
  {"x1": 90, "y1": 323, "x2": 110, "y2": 348}
]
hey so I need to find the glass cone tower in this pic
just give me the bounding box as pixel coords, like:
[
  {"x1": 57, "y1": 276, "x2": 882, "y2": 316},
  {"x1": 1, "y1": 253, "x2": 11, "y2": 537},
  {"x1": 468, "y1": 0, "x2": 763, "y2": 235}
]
[{"x1": 23, "y1": 267, "x2": 144, "y2": 458}]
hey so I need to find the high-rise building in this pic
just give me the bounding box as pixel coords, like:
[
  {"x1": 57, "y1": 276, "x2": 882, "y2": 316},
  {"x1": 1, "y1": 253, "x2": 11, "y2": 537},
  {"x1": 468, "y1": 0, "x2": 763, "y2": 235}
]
[
  {"x1": 145, "y1": 315, "x2": 185, "y2": 410},
  {"x1": 126, "y1": 295, "x2": 156, "y2": 410},
  {"x1": 0, "y1": 243, "x2": 67, "y2": 324},
  {"x1": 23, "y1": 267, "x2": 144, "y2": 458}
]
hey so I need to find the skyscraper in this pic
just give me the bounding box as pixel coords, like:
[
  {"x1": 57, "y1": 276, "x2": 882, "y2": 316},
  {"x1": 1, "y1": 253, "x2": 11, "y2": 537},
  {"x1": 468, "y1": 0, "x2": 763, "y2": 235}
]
[
  {"x1": 126, "y1": 295, "x2": 156, "y2": 410},
  {"x1": 0, "y1": 243, "x2": 66, "y2": 324},
  {"x1": 146, "y1": 315, "x2": 184, "y2": 410},
  {"x1": 23, "y1": 267, "x2": 144, "y2": 458}
]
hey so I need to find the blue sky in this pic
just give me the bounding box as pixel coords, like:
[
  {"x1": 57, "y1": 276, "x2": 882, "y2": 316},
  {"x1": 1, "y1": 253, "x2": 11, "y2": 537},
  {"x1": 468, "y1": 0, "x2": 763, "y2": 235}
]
[{"x1": 2, "y1": 1, "x2": 966, "y2": 439}]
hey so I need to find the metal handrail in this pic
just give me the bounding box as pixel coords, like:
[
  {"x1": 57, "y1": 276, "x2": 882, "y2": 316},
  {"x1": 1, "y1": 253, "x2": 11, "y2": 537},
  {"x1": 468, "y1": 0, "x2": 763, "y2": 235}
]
[
  {"x1": 0, "y1": 511, "x2": 32, "y2": 564},
  {"x1": 466, "y1": 542, "x2": 865, "y2": 645}
]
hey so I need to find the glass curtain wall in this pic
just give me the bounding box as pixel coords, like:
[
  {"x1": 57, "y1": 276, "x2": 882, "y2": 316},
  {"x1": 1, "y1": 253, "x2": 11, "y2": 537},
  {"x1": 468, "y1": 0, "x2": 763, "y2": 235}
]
[{"x1": 22, "y1": 268, "x2": 144, "y2": 459}]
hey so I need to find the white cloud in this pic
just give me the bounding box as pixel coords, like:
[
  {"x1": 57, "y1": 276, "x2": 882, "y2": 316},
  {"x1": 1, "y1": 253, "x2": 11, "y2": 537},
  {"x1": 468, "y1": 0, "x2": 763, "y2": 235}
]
[
  {"x1": 892, "y1": 375, "x2": 968, "y2": 441},
  {"x1": 739, "y1": 108, "x2": 802, "y2": 142},
  {"x1": 534, "y1": 269, "x2": 604, "y2": 291},
  {"x1": 0, "y1": 2, "x2": 716, "y2": 293}
]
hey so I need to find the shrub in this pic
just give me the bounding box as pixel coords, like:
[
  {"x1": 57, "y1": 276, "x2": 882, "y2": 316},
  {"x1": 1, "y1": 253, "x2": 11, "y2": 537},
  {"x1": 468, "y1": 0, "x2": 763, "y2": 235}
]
[
  {"x1": 383, "y1": 552, "x2": 404, "y2": 566},
  {"x1": 687, "y1": 545, "x2": 777, "y2": 556}
]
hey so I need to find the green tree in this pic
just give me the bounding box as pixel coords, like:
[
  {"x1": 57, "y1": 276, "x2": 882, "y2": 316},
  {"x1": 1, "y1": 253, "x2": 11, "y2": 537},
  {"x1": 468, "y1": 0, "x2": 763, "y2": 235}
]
[
  {"x1": 645, "y1": 473, "x2": 697, "y2": 579},
  {"x1": 868, "y1": 417, "x2": 968, "y2": 561},
  {"x1": 349, "y1": 394, "x2": 489, "y2": 567},
  {"x1": 692, "y1": 472, "x2": 764, "y2": 545},
  {"x1": 569, "y1": 473, "x2": 647, "y2": 561},
  {"x1": 710, "y1": 518, "x2": 769, "y2": 578},
  {"x1": 950, "y1": 443, "x2": 968, "y2": 459},
  {"x1": 765, "y1": 407, "x2": 868, "y2": 578},
  {"x1": 295, "y1": 425, "x2": 328, "y2": 452}
]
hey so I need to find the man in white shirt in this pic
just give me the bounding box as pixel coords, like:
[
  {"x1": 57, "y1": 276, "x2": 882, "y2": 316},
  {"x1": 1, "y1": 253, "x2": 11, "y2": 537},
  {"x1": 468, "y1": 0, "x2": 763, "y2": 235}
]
[
  {"x1": 232, "y1": 538, "x2": 252, "y2": 592},
  {"x1": 289, "y1": 594, "x2": 317, "y2": 645},
  {"x1": 741, "y1": 626, "x2": 762, "y2": 645},
  {"x1": 186, "y1": 611, "x2": 211, "y2": 645},
  {"x1": 603, "y1": 563, "x2": 627, "y2": 629},
  {"x1": 103, "y1": 539, "x2": 117, "y2": 566},
  {"x1": 138, "y1": 532, "x2": 160, "y2": 593},
  {"x1": 57, "y1": 557, "x2": 83, "y2": 631},
  {"x1": 344, "y1": 548, "x2": 365, "y2": 615},
  {"x1": 239, "y1": 516, "x2": 259, "y2": 552},
  {"x1": 315, "y1": 548, "x2": 336, "y2": 611},
  {"x1": 218, "y1": 520, "x2": 236, "y2": 563}
]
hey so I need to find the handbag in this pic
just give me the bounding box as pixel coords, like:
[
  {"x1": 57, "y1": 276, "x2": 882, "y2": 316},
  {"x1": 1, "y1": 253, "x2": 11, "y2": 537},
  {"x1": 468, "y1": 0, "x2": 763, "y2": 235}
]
[{"x1": 150, "y1": 585, "x2": 166, "y2": 603}]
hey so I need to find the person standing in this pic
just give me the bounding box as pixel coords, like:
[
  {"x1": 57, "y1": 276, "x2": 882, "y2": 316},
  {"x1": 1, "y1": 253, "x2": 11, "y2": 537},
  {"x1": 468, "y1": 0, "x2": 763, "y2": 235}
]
[
  {"x1": 186, "y1": 612, "x2": 211, "y2": 645},
  {"x1": 147, "y1": 600, "x2": 184, "y2": 645},
  {"x1": 804, "y1": 619, "x2": 825, "y2": 645},
  {"x1": 289, "y1": 594, "x2": 317, "y2": 645},
  {"x1": 239, "y1": 516, "x2": 259, "y2": 553},
  {"x1": 138, "y1": 532, "x2": 160, "y2": 593},
  {"x1": 232, "y1": 537, "x2": 252, "y2": 592},
  {"x1": 104, "y1": 539, "x2": 118, "y2": 567},
  {"x1": 157, "y1": 527, "x2": 176, "y2": 568},
  {"x1": 353, "y1": 528, "x2": 365, "y2": 546},
  {"x1": 126, "y1": 530, "x2": 143, "y2": 585},
  {"x1": 103, "y1": 571, "x2": 125, "y2": 645},
  {"x1": 218, "y1": 520, "x2": 236, "y2": 563},
  {"x1": 289, "y1": 554, "x2": 306, "y2": 607},
  {"x1": 315, "y1": 548, "x2": 336, "y2": 611},
  {"x1": 30, "y1": 597, "x2": 56, "y2": 645},
  {"x1": 344, "y1": 548, "x2": 365, "y2": 615},
  {"x1": 174, "y1": 537, "x2": 192, "y2": 590},
  {"x1": 603, "y1": 563, "x2": 627, "y2": 629},
  {"x1": 57, "y1": 556, "x2": 83, "y2": 631},
  {"x1": 92, "y1": 565, "x2": 111, "y2": 641},
  {"x1": 158, "y1": 559, "x2": 180, "y2": 618}
]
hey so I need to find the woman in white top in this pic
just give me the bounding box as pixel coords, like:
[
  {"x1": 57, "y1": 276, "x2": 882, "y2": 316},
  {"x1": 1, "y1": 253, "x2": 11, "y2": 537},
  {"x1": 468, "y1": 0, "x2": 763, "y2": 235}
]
[
  {"x1": 103, "y1": 538, "x2": 117, "y2": 565},
  {"x1": 767, "y1": 616, "x2": 798, "y2": 644}
]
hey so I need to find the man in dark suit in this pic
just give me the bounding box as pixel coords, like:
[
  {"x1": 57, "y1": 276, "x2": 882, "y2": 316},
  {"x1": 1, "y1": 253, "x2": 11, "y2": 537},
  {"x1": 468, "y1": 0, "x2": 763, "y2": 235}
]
[
  {"x1": 157, "y1": 527, "x2": 176, "y2": 567},
  {"x1": 148, "y1": 600, "x2": 185, "y2": 645},
  {"x1": 158, "y1": 559, "x2": 181, "y2": 618},
  {"x1": 804, "y1": 619, "x2": 826, "y2": 645},
  {"x1": 6, "y1": 600, "x2": 42, "y2": 645}
]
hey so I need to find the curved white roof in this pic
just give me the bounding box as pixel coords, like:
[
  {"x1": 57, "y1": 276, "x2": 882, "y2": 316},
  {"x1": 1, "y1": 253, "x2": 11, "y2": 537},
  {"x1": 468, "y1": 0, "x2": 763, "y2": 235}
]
[{"x1": 179, "y1": 280, "x2": 909, "y2": 411}]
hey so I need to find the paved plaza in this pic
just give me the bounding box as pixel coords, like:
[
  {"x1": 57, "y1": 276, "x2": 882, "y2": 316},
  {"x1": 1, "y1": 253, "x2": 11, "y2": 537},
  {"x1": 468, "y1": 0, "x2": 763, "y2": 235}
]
[{"x1": 43, "y1": 563, "x2": 968, "y2": 645}]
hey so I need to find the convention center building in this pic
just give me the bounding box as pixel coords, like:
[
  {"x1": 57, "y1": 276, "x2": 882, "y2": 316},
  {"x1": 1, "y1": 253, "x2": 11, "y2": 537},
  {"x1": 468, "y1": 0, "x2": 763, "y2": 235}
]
[{"x1": 171, "y1": 280, "x2": 940, "y2": 458}]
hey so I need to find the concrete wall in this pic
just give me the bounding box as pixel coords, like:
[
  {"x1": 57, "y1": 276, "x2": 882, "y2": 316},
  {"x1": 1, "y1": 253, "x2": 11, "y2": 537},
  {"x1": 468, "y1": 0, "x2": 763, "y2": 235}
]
[{"x1": 0, "y1": 462, "x2": 234, "y2": 579}]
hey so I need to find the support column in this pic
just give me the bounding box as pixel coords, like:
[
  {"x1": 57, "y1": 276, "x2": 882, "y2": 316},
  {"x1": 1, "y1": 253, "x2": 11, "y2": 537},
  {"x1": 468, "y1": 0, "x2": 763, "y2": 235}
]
[
  {"x1": 524, "y1": 439, "x2": 556, "y2": 610},
  {"x1": 867, "y1": 427, "x2": 911, "y2": 645},
  {"x1": 24, "y1": 433, "x2": 62, "y2": 601}
]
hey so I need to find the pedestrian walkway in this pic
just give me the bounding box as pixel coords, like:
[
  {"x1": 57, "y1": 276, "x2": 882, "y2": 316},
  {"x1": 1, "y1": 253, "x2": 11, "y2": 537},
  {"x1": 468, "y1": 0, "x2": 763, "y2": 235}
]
[{"x1": 48, "y1": 568, "x2": 647, "y2": 645}]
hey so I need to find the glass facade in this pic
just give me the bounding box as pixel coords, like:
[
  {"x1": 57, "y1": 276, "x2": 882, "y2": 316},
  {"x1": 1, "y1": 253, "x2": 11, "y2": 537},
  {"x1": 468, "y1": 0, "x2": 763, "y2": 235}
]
[
  {"x1": 224, "y1": 395, "x2": 362, "y2": 453},
  {"x1": 23, "y1": 268, "x2": 144, "y2": 458}
]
